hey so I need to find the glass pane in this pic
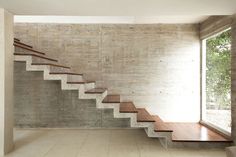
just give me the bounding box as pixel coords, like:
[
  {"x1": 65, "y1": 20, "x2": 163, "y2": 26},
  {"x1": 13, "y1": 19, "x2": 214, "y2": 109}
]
[{"x1": 204, "y1": 29, "x2": 231, "y2": 133}]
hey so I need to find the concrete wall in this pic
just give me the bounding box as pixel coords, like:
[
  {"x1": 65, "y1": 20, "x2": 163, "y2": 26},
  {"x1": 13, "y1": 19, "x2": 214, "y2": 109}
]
[
  {"x1": 200, "y1": 16, "x2": 232, "y2": 39},
  {"x1": 0, "y1": 8, "x2": 14, "y2": 155},
  {"x1": 14, "y1": 23, "x2": 200, "y2": 123},
  {"x1": 14, "y1": 62, "x2": 130, "y2": 128}
]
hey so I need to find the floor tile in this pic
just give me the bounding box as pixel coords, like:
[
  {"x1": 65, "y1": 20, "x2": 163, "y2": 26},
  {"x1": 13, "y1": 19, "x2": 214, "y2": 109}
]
[
  {"x1": 1, "y1": 129, "x2": 228, "y2": 157},
  {"x1": 201, "y1": 149, "x2": 226, "y2": 157},
  {"x1": 108, "y1": 144, "x2": 140, "y2": 157},
  {"x1": 44, "y1": 144, "x2": 79, "y2": 157},
  {"x1": 139, "y1": 144, "x2": 170, "y2": 157},
  {"x1": 169, "y1": 148, "x2": 205, "y2": 157}
]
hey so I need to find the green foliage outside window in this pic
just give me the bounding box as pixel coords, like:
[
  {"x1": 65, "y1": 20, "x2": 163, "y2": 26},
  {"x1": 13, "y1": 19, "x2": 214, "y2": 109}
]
[{"x1": 206, "y1": 29, "x2": 231, "y2": 110}]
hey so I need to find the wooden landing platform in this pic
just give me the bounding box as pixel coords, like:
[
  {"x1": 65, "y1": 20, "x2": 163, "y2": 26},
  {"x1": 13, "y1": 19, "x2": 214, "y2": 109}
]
[{"x1": 154, "y1": 116, "x2": 232, "y2": 142}]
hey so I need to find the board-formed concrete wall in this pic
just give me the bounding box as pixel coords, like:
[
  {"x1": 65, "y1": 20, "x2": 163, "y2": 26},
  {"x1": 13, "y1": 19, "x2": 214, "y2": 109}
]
[
  {"x1": 14, "y1": 62, "x2": 130, "y2": 128},
  {"x1": 14, "y1": 23, "x2": 200, "y2": 124}
]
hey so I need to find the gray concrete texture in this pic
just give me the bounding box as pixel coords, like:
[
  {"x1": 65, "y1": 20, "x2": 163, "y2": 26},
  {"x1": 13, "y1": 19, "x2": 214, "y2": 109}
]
[
  {"x1": 14, "y1": 62, "x2": 130, "y2": 128},
  {"x1": 14, "y1": 23, "x2": 201, "y2": 123}
]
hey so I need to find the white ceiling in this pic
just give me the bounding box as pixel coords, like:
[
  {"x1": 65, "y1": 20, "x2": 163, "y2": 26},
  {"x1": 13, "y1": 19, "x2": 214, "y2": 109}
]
[
  {"x1": 14, "y1": 16, "x2": 209, "y2": 24},
  {"x1": 1, "y1": 0, "x2": 236, "y2": 23}
]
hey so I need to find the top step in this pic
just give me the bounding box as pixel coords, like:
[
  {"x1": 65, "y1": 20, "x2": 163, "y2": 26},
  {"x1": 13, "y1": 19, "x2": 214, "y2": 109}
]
[
  {"x1": 14, "y1": 43, "x2": 45, "y2": 55},
  {"x1": 14, "y1": 41, "x2": 33, "y2": 49},
  {"x1": 14, "y1": 38, "x2": 20, "y2": 42},
  {"x1": 102, "y1": 95, "x2": 120, "y2": 103},
  {"x1": 14, "y1": 53, "x2": 58, "y2": 62},
  {"x1": 136, "y1": 108, "x2": 155, "y2": 122}
]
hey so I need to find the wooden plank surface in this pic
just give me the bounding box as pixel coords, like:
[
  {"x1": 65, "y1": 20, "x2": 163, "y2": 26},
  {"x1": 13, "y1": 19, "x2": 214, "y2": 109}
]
[
  {"x1": 171, "y1": 123, "x2": 232, "y2": 142},
  {"x1": 14, "y1": 43, "x2": 45, "y2": 55},
  {"x1": 154, "y1": 116, "x2": 232, "y2": 142},
  {"x1": 14, "y1": 41, "x2": 33, "y2": 48},
  {"x1": 120, "y1": 102, "x2": 138, "y2": 113},
  {"x1": 14, "y1": 53, "x2": 58, "y2": 62},
  {"x1": 31, "y1": 63, "x2": 70, "y2": 69},
  {"x1": 67, "y1": 81, "x2": 95, "y2": 84},
  {"x1": 49, "y1": 72, "x2": 83, "y2": 76},
  {"x1": 153, "y1": 116, "x2": 173, "y2": 132},
  {"x1": 85, "y1": 88, "x2": 107, "y2": 94},
  {"x1": 102, "y1": 95, "x2": 120, "y2": 103},
  {"x1": 137, "y1": 108, "x2": 155, "y2": 122}
]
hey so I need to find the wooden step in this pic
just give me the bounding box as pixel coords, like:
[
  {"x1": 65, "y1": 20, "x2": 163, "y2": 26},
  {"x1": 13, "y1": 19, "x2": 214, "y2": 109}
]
[
  {"x1": 49, "y1": 72, "x2": 83, "y2": 76},
  {"x1": 14, "y1": 41, "x2": 33, "y2": 48},
  {"x1": 120, "y1": 102, "x2": 138, "y2": 113},
  {"x1": 14, "y1": 43, "x2": 45, "y2": 55},
  {"x1": 85, "y1": 88, "x2": 107, "y2": 94},
  {"x1": 102, "y1": 95, "x2": 120, "y2": 103},
  {"x1": 153, "y1": 116, "x2": 232, "y2": 142},
  {"x1": 14, "y1": 53, "x2": 58, "y2": 62},
  {"x1": 31, "y1": 63, "x2": 70, "y2": 69},
  {"x1": 154, "y1": 116, "x2": 173, "y2": 132},
  {"x1": 67, "y1": 81, "x2": 95, "y2": 84},
  {"x1": 14, "y1": 38, "x2": 20, "y2": 42},
  {"x1": 136, "y1": 108, "x2": 155, "y2": 122},
  {"x1": 170, "y1": 123, "x2": 231, "y2": 142}
]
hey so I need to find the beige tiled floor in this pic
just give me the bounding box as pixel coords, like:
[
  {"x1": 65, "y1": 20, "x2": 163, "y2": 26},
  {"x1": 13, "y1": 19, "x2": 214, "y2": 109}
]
[{"x1": 3, "y1": 129, "x2": 226, "y2": 157}]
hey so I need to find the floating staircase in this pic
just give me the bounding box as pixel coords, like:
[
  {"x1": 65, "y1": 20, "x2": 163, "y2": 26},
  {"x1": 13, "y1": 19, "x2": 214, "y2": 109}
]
[{"x1": 13, "y1": 38, "x2": 233, "y2": 148}]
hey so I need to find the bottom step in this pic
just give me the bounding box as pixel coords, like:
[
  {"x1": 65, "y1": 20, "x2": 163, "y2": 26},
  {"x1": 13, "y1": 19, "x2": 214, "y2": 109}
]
[{"x1": 154, "y1": 116, "x2": 232, "y2": 142}]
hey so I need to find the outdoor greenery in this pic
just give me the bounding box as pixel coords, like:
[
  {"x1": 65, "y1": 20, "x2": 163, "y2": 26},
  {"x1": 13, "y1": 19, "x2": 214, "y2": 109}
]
[{"x1": 206, "y1": 29, "x2": 231, "y2": 110}]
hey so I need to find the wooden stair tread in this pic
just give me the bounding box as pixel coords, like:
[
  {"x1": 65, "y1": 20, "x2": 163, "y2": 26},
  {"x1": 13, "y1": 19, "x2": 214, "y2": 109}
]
[
  {"x1": 31, "y1": 63, "x2": 70, "y2": 69},
  {"x1": 49, "y1": 72, "x2": 83, "y2": 76},
  {"x1": 120, "y1": 102, "x2": 138, "y2": 113},
  {"x1": 14, "y1": 41, "x2": 33, "y2": 48},
  {"x1": 153, "y1": 115, "x2": 164, "y2": 123},
  {"x1": 85, "y1": 88, "x2": 107, "y2": 94},
  {"x1": 102, "y1": 95, "x2": 120, "y2": 103},
  {"x1": 14, "y1": 43, "x2": 45, "y2": 55},
  {"x1": 14, "y1": 53, "x2": 58, "y2": 62},
  {"x1": 154, "y1": 118, "x2": 232, "y2": 142},
  {"x1": 67, "y1": 81, "x2": 95, "y2": 84},
  {"x1": 154, "y1": 116, "x2": 173, "y2": 132},
  {"x1": 14, "y1": 38, "x2": 20, "y2": 42},
  {"x1": 171, "y1": 123, "x2": 232, "y2": 142},
  {"x1": 137, "y1": 108, "x2": 155, "y2": 122}
]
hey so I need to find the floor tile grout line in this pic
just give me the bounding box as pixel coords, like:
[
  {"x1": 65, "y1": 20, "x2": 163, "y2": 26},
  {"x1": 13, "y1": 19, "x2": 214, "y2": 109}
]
[{"x1": 41, "y1": 140, "x2": 56, "y2": 157}]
